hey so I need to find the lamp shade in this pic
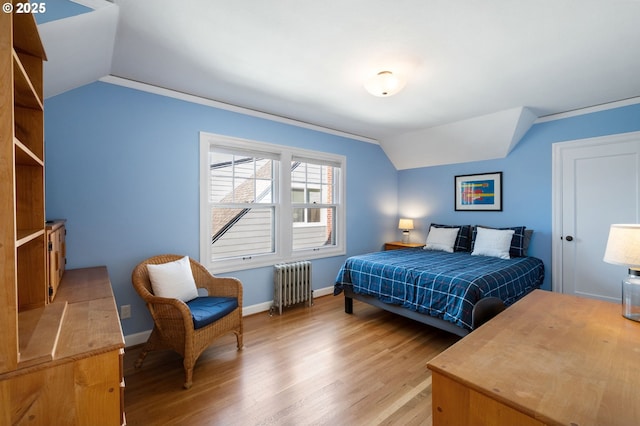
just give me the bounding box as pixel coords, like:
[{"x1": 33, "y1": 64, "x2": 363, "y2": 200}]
[
  {"x1": 364, "y1": 71, "x2": 406, "y2": 97},
  {"x1": 603, "y1": 224, "x2": 640, "y2": 269},
  {"x1": 398, "y1": 218, "x2": 414, "y2": 230}
]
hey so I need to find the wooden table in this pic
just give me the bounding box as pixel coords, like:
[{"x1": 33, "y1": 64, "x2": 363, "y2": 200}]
[{"x1": 427, "y1": 289, "x2": 640, "y2": 426}]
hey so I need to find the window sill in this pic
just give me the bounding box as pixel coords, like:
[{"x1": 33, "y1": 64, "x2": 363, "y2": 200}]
[{"x1": 206, "y1": 246, "x2": 346, "y2": 274}]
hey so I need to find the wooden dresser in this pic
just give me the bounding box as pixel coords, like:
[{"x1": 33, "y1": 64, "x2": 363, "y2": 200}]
[
  {"x1": 427, "y1": 290, "x2": 640, "y2": 426},
  {"x1": 0, "y1": 267, "x2": 126, "y2": 425}
]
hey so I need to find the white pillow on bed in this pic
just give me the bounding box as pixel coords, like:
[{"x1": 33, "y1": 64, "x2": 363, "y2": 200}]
[
  {"x1": 424, "y1": 226, "x2": 459, "y2": 253},
  {"x1": 471, "y1": 227, "x2": 515, "y2": 259}
]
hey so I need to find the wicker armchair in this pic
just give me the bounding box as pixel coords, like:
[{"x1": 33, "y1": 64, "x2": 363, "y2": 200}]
[{"x1": 131, "y1": 254, "x2": 243, "y2": 389}]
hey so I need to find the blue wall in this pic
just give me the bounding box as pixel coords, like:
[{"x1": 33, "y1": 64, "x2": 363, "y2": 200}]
[
  {"x1": 398, "y1": 102, "x2": 640, "y2": 291},
  {"x1": 44, "y1": 82, "x2": 398, "y2": 336},
  {"x1": 35, "y1": 0, "x2": 92, "y2": 24}
]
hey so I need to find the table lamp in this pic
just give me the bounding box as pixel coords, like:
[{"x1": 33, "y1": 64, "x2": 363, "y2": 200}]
[
  {"x1": 603, "y1": 224, "x2": 640, "y2": 322},
  {"x1": 398, "y1": 218, "x2": 414, "y2": 244}
]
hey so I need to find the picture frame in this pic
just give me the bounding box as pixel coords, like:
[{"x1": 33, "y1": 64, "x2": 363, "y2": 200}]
[{"x1": 455, "y1": 172, "x2": 502, "y2": 211}]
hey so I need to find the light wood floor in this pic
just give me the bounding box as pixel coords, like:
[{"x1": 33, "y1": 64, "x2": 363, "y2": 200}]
[{"x1": 123, "y1": 294, "x2": 461, "y2": 425}]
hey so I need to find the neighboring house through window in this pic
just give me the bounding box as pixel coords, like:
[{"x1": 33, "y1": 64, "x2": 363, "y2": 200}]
[{"x1": 200, "y1": 132, "x2": 346, "y2": 273}]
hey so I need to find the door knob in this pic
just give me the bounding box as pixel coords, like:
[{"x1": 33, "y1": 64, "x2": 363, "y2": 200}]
[{"x1": 565, "y1": 235, "x2": 574, "y2": 241}]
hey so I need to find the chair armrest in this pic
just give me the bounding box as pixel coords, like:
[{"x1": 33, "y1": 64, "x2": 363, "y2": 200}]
[
  {"x1": 145, "y1": 295, "x2": 194, "y2": 331},
  {"x1": 198, "y1": 276, "x2": 243, "y2": 308},
  {"x1": 187, "y1": 259, "x2": 243, "y2": 307}
]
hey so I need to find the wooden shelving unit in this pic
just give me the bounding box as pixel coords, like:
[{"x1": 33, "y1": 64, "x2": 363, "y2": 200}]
[
  {"x1": 13, "y1": 21, "x2": 45, "y2": 317},
  {"x1": 1, "y1": 5, "x2": 47, "y2": 375}
]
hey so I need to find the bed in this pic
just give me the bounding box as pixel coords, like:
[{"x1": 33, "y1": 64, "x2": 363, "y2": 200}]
[{"x1": 334, "y1": 225, "x2": 545, "y2": 337}]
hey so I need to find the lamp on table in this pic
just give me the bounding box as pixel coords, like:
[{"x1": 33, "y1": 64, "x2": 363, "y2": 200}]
[
  {"x1": 603, "y1": 224, "x2": 640, "y2": 322},
  {"x1": 398, "y1": 218, "x2": 414, "y2": 244}
]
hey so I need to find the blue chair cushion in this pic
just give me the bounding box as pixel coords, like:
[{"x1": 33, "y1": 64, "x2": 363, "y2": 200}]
[{"x1": 186, "y1": 296, "x2": 238, "y2": 329}]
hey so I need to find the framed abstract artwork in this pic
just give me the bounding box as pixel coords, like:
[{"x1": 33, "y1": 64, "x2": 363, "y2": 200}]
[{"x1": 455, "y1": 172, "x2": 502, "y2": 211}]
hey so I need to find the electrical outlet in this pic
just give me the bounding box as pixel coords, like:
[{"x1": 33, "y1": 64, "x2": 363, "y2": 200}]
[{"x1": 120, "y1": 304, "x2": 131, "y2": 319}]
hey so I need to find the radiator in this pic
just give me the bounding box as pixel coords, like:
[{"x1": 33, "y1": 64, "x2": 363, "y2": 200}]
[{"x1": 272, "y1": 261, "x2": 313, "y2": 315}]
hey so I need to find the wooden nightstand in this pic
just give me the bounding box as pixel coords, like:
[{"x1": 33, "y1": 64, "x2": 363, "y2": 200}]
[{"x1": 384, "y1": 241, "x2": 425, "y2": 250}]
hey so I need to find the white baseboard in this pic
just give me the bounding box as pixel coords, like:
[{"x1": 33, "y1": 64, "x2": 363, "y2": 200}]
[
  {"x1": 124, "y1": 285, "x2": 335, "y2": 347},
  {"x1": 124, "y1": 330, "x2": 152, "y2": 347},
  {"x1": 312, "y1": 285, "x2": 335, "y2": 298}
]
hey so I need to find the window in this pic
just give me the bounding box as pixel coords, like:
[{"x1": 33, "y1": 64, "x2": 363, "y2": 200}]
[
  {"x1": 290, "y1": 159, "x2": 338, "y2": 250},
  {"x1": 208, "y1": 152, "x2": 277, "y2": 259},
  {"x1": 200, "y1": 132, "x2": 346, "y2": 273},
  {"x1": 293, "y1": 188, "x2": 321, "y2": 223}
]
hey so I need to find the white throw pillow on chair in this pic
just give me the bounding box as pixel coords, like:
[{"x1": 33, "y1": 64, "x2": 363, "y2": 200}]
[{"x1": 147, "y1": 256, "x2": 199, "y2": 302}]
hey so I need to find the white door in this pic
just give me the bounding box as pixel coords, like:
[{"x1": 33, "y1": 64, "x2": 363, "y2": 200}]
[{"x1": 552, "y1": 131, "x2": 640, "y2": 302}]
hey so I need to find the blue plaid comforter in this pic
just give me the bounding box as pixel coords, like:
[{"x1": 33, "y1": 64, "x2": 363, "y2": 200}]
[{"x1": 334, "y1": 248, "x2": 544, "y2": 331}]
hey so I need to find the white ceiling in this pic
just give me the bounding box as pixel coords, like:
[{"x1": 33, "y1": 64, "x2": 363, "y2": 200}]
[{"x1": 40, "y1": 0, "x2": 640, "y2": 169}]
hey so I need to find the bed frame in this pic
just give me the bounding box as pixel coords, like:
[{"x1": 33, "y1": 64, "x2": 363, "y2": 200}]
[{"x1": 343, "y1": 287, "x2": 506, "y2": 337}]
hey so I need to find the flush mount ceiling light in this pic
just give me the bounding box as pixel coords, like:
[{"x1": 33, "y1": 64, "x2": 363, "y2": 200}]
[{"x1": 364, "y1": 70, "x2": 406, "y2": 97}]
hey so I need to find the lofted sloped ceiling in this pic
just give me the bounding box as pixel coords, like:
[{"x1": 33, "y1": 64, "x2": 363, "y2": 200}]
[{"x1": 40, "y1": 0, "x2": 640, "y2": 169}]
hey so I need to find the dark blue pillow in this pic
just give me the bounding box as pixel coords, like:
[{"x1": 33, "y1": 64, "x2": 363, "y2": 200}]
[
  {"x1": 471, "y1": 226, "x2": 527, "y2": 257},
  {"x1": 431, "y1": 223, "x2": 472, "y2": 252},
  {"x1": 186, "y1": 296, "x2": 238, "y2": 329}
]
